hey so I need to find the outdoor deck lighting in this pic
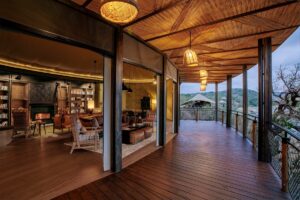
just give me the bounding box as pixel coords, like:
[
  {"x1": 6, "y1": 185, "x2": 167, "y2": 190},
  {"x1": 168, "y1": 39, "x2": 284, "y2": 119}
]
[
  {"x1": 100, "y1": 0, "x2": 139, "y2": 24},
  {"x1": 201, "y1": 79, "x2": 207, "y2": 85},
  {"x1": 183, "y1": 31, "x2": 198, "y2": 67},
  {"x1": 199, "y1": 69, "x2": 208, "y2": 79},
  {"x1": 200, "y1": 84, "x2": 207, "y2": 91}
]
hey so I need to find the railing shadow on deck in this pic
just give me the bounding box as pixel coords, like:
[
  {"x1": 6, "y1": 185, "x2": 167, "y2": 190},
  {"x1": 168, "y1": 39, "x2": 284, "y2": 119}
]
[{"x1": 180, "y1": 107, "x2": 300, "y2": 200}]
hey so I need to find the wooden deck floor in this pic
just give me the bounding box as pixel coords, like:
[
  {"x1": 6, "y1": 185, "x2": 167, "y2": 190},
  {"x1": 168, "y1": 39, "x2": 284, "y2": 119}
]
[{"x1": 55, "y1": 121, "x2": 290, "y2": 200}]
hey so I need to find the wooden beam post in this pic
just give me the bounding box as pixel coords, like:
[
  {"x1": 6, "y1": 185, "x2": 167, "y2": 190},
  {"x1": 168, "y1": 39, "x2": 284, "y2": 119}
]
[
  {"x1": 215, "y1": 82, "x2": 218, "y2": 121},
  {"x1": 226, "y1": 75, "x2": 232, "y2": 128},
  {"x1": 158, "y1": 56, "x2": 167, "y2": 146},
  {"x1": 111, "y1": 28, "x2": 123, "y2": 172},
  {"x1": 174, "y1": 71, "x2": 180, "y2": 134},
  {"x1": 281, "y1": 137, "x2": 289, "y2": 192},
  {"x1": 258, "y1": 37, "x2": 272, "y2": 162},
  {"x1": 243, "y1": 65, "x2": 248, "y2": 138}
]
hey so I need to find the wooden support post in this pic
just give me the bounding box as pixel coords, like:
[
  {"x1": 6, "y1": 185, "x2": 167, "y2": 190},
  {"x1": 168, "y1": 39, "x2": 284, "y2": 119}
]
[
  {"x1": 111, "y1": 28, "x2": 123, "y2": 172},
  {"x1": 174, "y1": 72, "x2": 179, "y2": 134},
  {"x1": 243, "y1": 65, "x2": 248, "y2": 138},
  {"x1": 281, "y1": 137, "x2": 289, "y2": 192},
  {"x1": 235, "y1": 113, "x2": 238, "y2": 132},
  {"x1": 158, "y1": 56, "x2": 167, "y2": 146},
  {"x1": 222, "y1": 111, "x2": 224, "y2": 124},
  {"x1": 252, "y1": 118, "x2": 257, "y2": 149},
  {"x1": 258, "y1": 37, "x2": 272, "y2": 162},
  {"x1": 226, "y1": 75, "x2": 232, "y2": 128},
  {"x1": 215, "y1": 82, "x2": 218, "y2": 121}
]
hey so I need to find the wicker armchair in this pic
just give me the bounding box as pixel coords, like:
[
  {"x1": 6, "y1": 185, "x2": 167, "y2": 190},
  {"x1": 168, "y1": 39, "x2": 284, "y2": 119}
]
[{"x1": 69, "y1": 115, "x2": 100, "y2": 154}]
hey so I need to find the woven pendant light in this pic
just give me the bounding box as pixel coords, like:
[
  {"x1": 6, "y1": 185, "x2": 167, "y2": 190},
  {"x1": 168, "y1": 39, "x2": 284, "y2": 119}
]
[
  {"x1": 100, "y1": 0, "x2": 139, "y2": 24},
  {"x1": 183, "y1": 31, "x2": 198, "y2": 67},
  {"x1": 201, "y1": 79, "x2": 207, "y2": 85},
  {"x1": 199, "y1": 69, "x2": 208, "y2": 80},
  {"x1": 200, "y1": 84, "x2": 207, "y2": 91}
]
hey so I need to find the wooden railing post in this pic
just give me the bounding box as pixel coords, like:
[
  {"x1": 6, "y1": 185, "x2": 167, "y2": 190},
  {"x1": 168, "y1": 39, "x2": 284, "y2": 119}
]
[
  {"x1": 221, "y1": 111, "x2": 224, "y2": 124},
  {"x1": 235, "y1": 112, "x2": 239, "y2": 132},
  {"x1": 252, "y1": 118, "x2": 257, "y2": 149},
  {"x1": 281, "y1": 137, "x2": 289, "y2": 192}
]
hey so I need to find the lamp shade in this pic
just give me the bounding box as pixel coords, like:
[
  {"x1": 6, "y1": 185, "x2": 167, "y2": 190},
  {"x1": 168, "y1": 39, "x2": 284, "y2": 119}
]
[
  {"x1": 200, "y1": 84, "x2": 207, "y2": 91},
  {"x1": 183, "y1": 49, "x2": 198, "y2": 67},
  {"x1": 88, "y1": 100, "x2": 95, "y2": 109},
  {"x1": 127, "y1": 87, "x2": 133, "y2": 93},
  {"x1": 100, "y1": 0, "x2": 139, "y2": 24},
  {"x1": 201, "y1": 79, "x2": 207, "y2": 85},
  {"x1": 199, "y1": 70, "x2": 208, "y2": 79}
]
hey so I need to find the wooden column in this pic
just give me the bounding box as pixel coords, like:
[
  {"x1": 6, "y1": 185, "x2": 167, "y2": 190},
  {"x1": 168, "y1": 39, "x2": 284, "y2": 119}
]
[
  {"x1": 158, "y1": 56, "x2": 167, "y2": 146},
  {"x1": 226, "y1": 75, "x2": 232, "y2": 128},
  {"x1": 174, "y1": 71, "x2": 179, "y2": 134},
  {"x1": 111, "y1": 28, "x2": 123, "y2": 172},
  {"x1": 215, "y1": 82, "x2": 218, "y2": 121},
  {"x1": 242, "y1": 65, "x2": 248, "y2": 138},
  {"x1": 258, "y1": 37, "x2": 272, "y2": 162}
]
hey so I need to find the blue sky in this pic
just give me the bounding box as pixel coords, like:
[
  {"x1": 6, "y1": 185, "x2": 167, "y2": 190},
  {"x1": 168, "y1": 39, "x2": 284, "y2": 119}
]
[{"x1": 181, "y1": 28, "x2": 300, "y2": 93}]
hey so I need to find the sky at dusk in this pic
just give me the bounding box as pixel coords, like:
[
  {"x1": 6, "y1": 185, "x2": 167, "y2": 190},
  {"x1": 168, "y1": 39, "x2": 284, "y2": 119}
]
[{"x1": 181, "y1": 28, "x2": 300, "y2": 94}]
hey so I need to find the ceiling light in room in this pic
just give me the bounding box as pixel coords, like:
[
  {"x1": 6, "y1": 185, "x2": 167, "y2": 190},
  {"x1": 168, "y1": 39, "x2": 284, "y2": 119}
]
[
  {"x1": 183, "y1": 31, "x2": 198, "y2": 67},
  {"x1": 122, "y1": 83, "x2": 128, "y2": 91},
  {"x1": 99, "y1": 0, "x2": 139, "y2": 24},
  {"x1": 127, "y1": 87, "x2": 133, "y2": 93}
]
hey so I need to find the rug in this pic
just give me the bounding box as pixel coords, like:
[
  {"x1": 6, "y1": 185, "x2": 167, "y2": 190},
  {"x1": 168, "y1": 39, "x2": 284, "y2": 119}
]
[{"x1": 65, "y1": 132, "x2": 157, "y2": 158}]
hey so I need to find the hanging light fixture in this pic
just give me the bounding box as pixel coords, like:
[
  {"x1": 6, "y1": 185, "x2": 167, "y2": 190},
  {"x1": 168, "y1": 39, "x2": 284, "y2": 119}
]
[
  {"x1": 183, "y1": 31, "x2": 198, "y2": 67},
  {"x1": 200, "y1": 84, "x2": 207, "y2": 91},
  {"x1": 199, "y1": 69, "x2": 208, "y2": 80},
  {"x1": 122, "y1": 83, "x2": 128, "y2": 91},
  {"x1": 201, "y1": 79, "x2": 207, "y2": 85},
  {"x1": 99, "y1": 0, "x2": 139, "y2": 24}
]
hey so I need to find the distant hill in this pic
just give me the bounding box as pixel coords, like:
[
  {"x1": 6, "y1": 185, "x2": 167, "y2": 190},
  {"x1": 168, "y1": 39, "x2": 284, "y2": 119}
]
[{"x1": 180, "y1": 89, "x2": 258, "y2": 110}]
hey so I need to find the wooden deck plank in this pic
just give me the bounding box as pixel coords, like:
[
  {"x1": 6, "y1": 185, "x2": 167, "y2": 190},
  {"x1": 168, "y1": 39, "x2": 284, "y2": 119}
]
[{"x1": 54, "y1": 121, "x2": 290, "y2": 200}]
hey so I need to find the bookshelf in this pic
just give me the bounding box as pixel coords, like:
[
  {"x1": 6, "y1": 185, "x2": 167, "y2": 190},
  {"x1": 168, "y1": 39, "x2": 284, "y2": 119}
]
[{"x1": 0, "y1": 81, "x2": 9, "y2": 128}]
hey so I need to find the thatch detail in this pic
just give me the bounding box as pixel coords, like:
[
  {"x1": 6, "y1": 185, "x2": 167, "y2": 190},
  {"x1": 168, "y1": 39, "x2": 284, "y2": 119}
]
[{"x1": 73, "y1": 0, "x2": 300, "y2": 83}]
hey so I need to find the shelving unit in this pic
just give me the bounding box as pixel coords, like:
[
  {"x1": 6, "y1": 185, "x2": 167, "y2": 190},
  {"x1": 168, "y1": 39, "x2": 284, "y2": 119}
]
[
  {"x1": 56, "y1": 84, "x2": 70, "y2": 114},
  {"x1": 11, "y1": 82, "x2": 29, "y2": 126},
  {"x1": 0, "y1": 81, "x2": 10, "y2": 128},
  {"x1": 70, "y1": 87, "x2": 94, "y2": 114}
]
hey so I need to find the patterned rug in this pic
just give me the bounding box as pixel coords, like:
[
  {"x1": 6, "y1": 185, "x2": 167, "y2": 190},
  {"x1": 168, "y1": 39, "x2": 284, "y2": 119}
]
[{"x1": 65, "y1": 132, "x2": 157, "y2": 158}]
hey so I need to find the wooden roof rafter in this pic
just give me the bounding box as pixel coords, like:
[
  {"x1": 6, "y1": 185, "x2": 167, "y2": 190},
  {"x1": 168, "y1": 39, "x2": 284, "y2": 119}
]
[
  {"x1": 159, "y1": 25, "x2": 299, "y2": 52},
  {"x1": 142, "y1": 0, "x2": 299, "y2": 42}
]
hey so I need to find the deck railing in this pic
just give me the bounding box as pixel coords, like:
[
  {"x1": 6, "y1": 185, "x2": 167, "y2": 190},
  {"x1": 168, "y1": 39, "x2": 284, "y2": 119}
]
[
  {"x1": 269, "y1": 123, "x2": 300, "y2": 199},
  {"x1": 180, "y1": 107, "x2": 300, "y2": 199}
]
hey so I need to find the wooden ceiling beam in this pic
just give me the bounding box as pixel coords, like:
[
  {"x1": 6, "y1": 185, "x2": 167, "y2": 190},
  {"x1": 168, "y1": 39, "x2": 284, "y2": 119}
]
[
  {"x1": 123, "y1": 0, "x2": 189, "y2": 28},
  {"x1": 145, "y1": 0, "x2": 299, "y2": 42},
  {"x1": 160, "y1": 25, "x2": 298, "y2": 52},
  {"x1": 177, "y1": 64, "x2": 253, "y2": 68},
  {"x1": 81, "y1": 0, "x2": 92, "y2": 7},
  {"x1": 170, "y1": 0, "x2": 193, "y2": 32},
  {"x1": 168, "y1": 44, "x2": 280, "y2": 58}
]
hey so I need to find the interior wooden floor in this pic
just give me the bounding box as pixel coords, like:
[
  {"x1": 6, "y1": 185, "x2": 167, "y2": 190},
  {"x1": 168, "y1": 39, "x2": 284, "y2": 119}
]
[
  {"x1": 0, "y1": 130, "x2": 167, "y2": 200},
  {"x1": 55, "y1": 121, "x2": 290, "y2": 200}
]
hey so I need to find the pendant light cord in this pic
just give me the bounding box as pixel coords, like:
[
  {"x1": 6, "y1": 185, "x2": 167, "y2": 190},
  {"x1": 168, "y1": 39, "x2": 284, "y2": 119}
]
[{"x1": 189, "y1": 31, "x2": 192, "y2": 49}]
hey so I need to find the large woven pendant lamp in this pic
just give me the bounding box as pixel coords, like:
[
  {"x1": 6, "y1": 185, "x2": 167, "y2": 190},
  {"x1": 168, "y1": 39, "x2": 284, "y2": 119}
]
[
  {"x1": 199, "y1": 69, "x2": 208, "y2": 80},
  {"x1": 200, "y1": 84, "x2": 207, "y2": 91},
  {"x1": 100, "y1": 0, "x2": 139, "y2": 24},
  {"x1": 201, "y1": 79, "x2": 207, "y2": 85},
  {"x1": 183, "y1": 31, "x2": 198, "y2": 67}
]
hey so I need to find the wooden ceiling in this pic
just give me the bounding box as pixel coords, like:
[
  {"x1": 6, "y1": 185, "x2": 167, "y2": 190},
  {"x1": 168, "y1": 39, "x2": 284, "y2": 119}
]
[{"x1": 71, "y1": 0, "x2": 300, "y2": 83}]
